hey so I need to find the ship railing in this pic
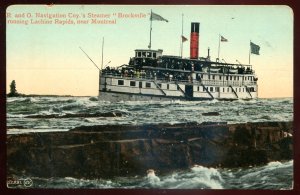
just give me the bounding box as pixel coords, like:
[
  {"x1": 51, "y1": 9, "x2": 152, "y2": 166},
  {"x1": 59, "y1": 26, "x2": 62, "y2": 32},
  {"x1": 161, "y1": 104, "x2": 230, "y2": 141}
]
[
  {"x1": 200, "y1": 80, "x2": 256, "y2": 86},
  {"x1": 102, "y1": 73, "x2": 123, "y2": 77},
  {"x1": 201, "y1": 80, "x2": 224, "y2": 86},
  {"x1": 102, "y1": 73, "x2": 187, "y2": 82},
  {"x1": 102, "y1": 72, "x2": 152, "y2": 79},
  {"x1": 245, "y1": 81, "x2": 257, "y2": 85},
  {"x1": 101, "y1": 73, "x2": 257, "y2": 86}
]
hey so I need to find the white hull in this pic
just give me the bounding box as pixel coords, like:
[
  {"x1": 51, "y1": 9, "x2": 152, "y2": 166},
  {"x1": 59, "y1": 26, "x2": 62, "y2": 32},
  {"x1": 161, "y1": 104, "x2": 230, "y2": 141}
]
[
  {"x1": 99, "y1": 91, "x2": 186, "y2": 101},
  {"x1": 99, "y1": 75, "x2": 257, "y2": 102}
]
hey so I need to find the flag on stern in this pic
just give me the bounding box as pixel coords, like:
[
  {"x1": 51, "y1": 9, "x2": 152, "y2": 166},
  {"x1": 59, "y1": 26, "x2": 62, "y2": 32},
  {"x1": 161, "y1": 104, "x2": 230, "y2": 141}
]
[
  {"x1": 150, "y1": 12, "x2": 169, "y2": 22},
  {"x1": 221, "y1": 36, "x2": 228, "y2": 42},
  {"x1": 250, "y1": 42, "x2": 260, "y2": 55},
  {"x1": 181, "y1": 35, "x2": 188, "y2": 42}
]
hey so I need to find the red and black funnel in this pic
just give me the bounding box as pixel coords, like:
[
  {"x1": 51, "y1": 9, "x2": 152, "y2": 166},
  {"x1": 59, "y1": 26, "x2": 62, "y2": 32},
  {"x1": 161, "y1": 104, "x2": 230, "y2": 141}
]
[{"x1": 190, "y1": 22, "x2": 200, "y2": 59}]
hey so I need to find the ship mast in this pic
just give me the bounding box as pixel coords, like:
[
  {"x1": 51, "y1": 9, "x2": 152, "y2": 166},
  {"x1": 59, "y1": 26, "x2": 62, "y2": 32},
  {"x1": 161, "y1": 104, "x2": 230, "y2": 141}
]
[
  {"x1": 180, "y1": 14, "x2": 184, "y2": 58},
  {"x1": 148, "y1": 10, "x2": 168, "y2": 49},
  {"x1": 217, "y1": 34, "x2": 220, "y2": 62},
  {"x1": 101, "y1": 37, "x2": 104, "y2": 70},
  {"x1": 148, "y1": 10, "x2": 153, "y2": 49},
  {"x1": 249, "y1": 40, "x2": 251, "y2": 64}
]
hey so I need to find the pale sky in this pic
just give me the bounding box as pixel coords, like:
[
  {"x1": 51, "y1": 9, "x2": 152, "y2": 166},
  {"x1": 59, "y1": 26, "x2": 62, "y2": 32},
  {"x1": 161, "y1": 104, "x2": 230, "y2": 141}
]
[{"x1": 6, "y1": 5, "x2": 293, "y2": 98}]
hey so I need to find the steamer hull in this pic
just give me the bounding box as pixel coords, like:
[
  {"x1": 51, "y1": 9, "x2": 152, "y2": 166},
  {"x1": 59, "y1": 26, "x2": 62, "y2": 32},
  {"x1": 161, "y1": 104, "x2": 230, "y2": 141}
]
[{"x1": 99, "y1": 74, "x2": 258, "y2": 102}]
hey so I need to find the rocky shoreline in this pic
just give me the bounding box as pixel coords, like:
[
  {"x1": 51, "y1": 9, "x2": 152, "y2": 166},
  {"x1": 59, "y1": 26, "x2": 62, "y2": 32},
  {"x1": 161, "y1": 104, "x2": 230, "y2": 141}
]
[{"x1": 7, "y1": 121, "x2": 293, "y2": 179}]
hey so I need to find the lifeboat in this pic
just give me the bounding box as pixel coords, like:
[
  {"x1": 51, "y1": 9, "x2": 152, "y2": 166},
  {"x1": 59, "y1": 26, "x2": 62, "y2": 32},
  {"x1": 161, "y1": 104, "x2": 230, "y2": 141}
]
[
  {"x1": 210, "y1": 67, "x2": 220, "y2": 73},
  {"x1": 229, "y1": 69, "x2": 238, "y2": 74}
]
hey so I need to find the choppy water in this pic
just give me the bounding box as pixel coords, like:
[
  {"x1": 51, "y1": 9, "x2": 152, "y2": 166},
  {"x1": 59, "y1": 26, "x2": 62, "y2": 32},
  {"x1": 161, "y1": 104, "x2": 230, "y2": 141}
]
[
  {"x1": 12, "y1": 160, "x2": 293, "y2": 189},
  {"x1": 7, "y1": 96, "x2": 293, "y2": 134},
  {"x1": 6, "y1": 97, "x2": 293, "y2": 189}
]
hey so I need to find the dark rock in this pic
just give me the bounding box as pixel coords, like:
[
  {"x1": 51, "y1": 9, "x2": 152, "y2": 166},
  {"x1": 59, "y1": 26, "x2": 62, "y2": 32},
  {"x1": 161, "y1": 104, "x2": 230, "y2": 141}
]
[
  {"x1": 7, "y1": 121, "x2": 293, "y2": 179},
  {"x1": 202, "y1": 112, "x2": 220, "y2": 116},
  {"x1": 7, "y1": 125, "x2": 26, "y2": 129},
  {"x1": 89, "y1": 97, "x2": 98, "y2": 101},
  {"x1": 201, "y1": 122, "x2": 227, "y2": 125}
]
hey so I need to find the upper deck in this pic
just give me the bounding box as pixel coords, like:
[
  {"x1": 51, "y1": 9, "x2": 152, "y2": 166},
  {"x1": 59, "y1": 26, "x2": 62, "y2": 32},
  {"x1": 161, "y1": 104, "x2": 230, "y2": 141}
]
[{"x1": 101, "y1": 47, "x2": 258, "y2": 88}]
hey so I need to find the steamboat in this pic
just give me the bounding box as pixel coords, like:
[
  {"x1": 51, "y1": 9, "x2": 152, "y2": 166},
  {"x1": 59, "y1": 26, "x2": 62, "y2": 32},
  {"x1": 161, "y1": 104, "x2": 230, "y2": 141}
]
[{"x1": 98, "y1": 22, "x2": 258, "y2": 101}]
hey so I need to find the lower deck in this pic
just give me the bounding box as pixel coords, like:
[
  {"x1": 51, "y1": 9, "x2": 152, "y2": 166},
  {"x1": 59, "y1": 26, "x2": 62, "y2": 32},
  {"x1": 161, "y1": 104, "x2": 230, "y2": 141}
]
[{"x1": 99, "y1": 76, "x2": 257, "y2": 101}]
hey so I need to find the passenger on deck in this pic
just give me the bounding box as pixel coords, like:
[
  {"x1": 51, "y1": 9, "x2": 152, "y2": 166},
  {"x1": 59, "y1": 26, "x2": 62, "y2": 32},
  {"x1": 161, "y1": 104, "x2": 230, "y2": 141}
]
[{"x1": 124, "y1": 70, "x2": 128, "y2": 77}]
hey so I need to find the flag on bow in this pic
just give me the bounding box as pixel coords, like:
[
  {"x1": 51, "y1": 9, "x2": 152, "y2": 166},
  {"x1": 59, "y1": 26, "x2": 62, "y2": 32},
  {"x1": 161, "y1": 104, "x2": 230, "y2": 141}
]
[
  {"x1": 150, "y1": 12, "x2": 168, "y2": 22},
  {"x1": 221, "y1": 36, "x2": 228, "y2": 42},
  {"x1": 181, "y1": 35, "x2": 188, "y2": 42},
  {"x1": 250, "y1": 42, "x2": 260, "y2": 55}
]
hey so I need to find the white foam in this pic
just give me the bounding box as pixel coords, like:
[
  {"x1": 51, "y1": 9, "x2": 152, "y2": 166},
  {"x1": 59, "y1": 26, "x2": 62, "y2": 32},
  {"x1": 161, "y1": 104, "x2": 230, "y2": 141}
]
[
  {"x1": 207, "y1": 99, "x2": 219, "y2": 104},
  {"x1": 191, "y1": 176, "x2": 223, "y2": 189},
  {"x1": 147, "y1": 169, "x2": 160, "y2": 184},
  {"x1": 7, "y1": 97, "x2": 28, "y2": 103},
  {"x1": 7, "y1": 128, "x2": 69, "y2": 134},
  {"x1": 267, "y1": 161, "x2": 282, "y2": 167},
  {"x1": 190, "y1": 165, "x2": 224, "y2": 188},
  {"x1": 7, "y1": 113, "x2": 26, "y2": 118}
]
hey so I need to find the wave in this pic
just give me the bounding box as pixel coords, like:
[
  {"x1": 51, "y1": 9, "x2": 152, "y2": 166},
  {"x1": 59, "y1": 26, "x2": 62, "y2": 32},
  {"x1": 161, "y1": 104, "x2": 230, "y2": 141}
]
[
  {"x1": 7, "y1": 96, "x2": 293, "y2": 132},
  {"x1": 7, "y1": 97, "x2": 30, "y2": 103},
  {"x1": 25, "y1": 112, "x2": 123, "y2": 119},
  {"x1": 7, "y1": 113, "x2": 27, "y2": 118},
  {"x1": 192, "y1": 165, "x2": 223, "y2": 182},
  {"x1": 141, "y1": 166, "x2": 224, "y2": 189},
  {"x1": 266, "y1": 160, "x2": 293, "y2": 170},
  {"x1": 30, "y1": 177, "x2": 120, "y2": 189},
  {"x1": 11, "y1": 97, "x2": 33, "y2": 103},
  {"x1": 7, "y1": 128, "x2": 69, "y2": 135},
  {"x1": 225, "y1": 160, "x2": 293, "y2": 189}
]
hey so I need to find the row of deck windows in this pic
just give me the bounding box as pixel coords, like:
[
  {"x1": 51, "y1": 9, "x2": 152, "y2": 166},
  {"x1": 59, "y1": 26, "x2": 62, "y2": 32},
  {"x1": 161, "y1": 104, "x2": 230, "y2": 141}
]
[
  {"x1": 197, "y1": 86, "x2": 250, "y2": 93},
  {"x1": 120, "y1": 80, "x2": 172, "y2": 90},
  {"x1": 120, "y1": 80, "x2": 153, "y2": 88},
  {"x1": 119, "y1": 80, "x2": 254, "y2": 92},
  {"x1": 203, "y1": 75, "x2": 253, "y2": 81},
  {"x1": 136, "y1": 51, "x2": 157, "y2": 58}
]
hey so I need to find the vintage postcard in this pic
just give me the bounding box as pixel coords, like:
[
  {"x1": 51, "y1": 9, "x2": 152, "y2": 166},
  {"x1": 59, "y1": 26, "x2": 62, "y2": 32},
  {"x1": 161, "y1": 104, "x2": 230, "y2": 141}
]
[{"x1": 6, "y1": 5, "x2": 293, "y2": 189}]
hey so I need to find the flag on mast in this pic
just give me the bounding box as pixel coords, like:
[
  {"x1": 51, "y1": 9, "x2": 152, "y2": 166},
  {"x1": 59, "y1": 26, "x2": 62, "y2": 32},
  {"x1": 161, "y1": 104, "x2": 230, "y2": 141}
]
[
  {"x1": 218, "y1": 35, "x2": 228, "y2": 61},
  {"x1": 148, "y1": 11, "x2": 168, "y2": 49},
  {"x1": 220, "y1": 35, "x2": 228, "y2": 42},
  {"x1": 150, "y1": 12, "x2": 169, "y2": 22},
  {"x1": 181, "y1": 35, "x2": 188, "y2": 42},
  {"x1": 250, "y1": 42, "x2": 260, "y2": 55}
]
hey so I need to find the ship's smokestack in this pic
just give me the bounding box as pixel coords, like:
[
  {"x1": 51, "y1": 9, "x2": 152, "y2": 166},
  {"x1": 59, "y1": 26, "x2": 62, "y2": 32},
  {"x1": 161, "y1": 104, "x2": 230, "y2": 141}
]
[{"x1": 190, "y1": 22, "x2": 200, "y2": 59}]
